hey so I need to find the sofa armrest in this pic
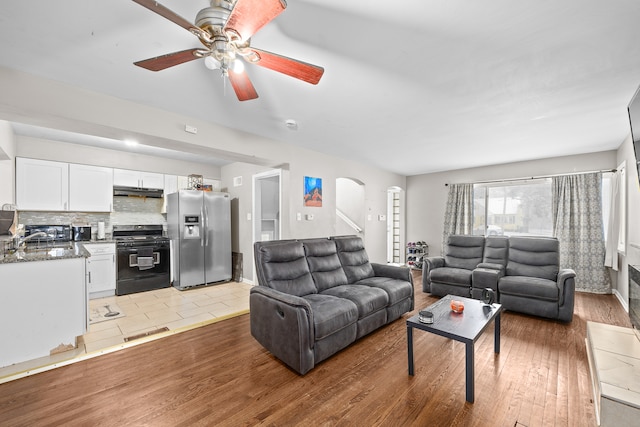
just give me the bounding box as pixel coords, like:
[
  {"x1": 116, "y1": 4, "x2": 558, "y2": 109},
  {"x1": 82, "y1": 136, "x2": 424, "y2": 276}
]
[
  {"x1": 250, "y1": 287, "x2": 315, "y2": 374},
  {"x1": 557, "y1": 269, "x2": 576, "y2": 322},
  {"x1": 371, "y1": 263, "x2": 412, "y2": 283},
  {"x1": 472, "y1": 267, "x2": 503, "y2": 292},
  {"x1": 477, "y1": 262, "x2": 505, "y2": 273},
  {"x1": 422, "y1": 257, "x2": 444, "y2": 293}
]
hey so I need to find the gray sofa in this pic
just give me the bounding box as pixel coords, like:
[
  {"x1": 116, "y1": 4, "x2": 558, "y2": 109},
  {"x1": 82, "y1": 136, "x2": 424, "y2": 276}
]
[
  {"x1": 423, "y1": 235, "x2": 576, "y2": 322},
  {"x1": 251, "y1": 235, "x2": 414, "y2": 374}
]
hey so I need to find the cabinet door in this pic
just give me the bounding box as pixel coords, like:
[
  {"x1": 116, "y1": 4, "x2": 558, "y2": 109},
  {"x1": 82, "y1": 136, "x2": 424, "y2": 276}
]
[
  {"x1": 15, "y1": 157, "x2": 69, "y2": 211},
  {"x1": 86, "y1": 253, "x2": 116, "y2": 295},
  {"x1": 140, "y1": 172, "x2": 164, "y2": 189},
  {"x1": 113, "y1": 168, "x2": 164, "y2": 189},
  {"x1": 69, "y1": 164, "x2": 113, "y2": 212},
  {"x1": 113, "y1": 168, "x2": 141, "y2": 187}
]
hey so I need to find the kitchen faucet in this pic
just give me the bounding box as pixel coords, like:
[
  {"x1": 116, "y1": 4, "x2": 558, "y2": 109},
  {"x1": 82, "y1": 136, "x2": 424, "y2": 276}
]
[{"x1": 13, "y1": 231, "x2": 49, "y2": 250}]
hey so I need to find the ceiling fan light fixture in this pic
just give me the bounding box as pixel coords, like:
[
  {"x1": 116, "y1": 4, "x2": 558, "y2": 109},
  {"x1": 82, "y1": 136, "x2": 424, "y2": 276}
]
[
  {"x1": 204, "y1": 55, "x2": 221, "y2": 70},
  {"x1": 231, "y1": 58, "x2": 245, "y2": 73}
]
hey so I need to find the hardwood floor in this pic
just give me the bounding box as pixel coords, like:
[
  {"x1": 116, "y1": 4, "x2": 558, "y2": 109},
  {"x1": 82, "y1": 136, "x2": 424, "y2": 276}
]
[{"x1": 0, "y1": 272, "x2": 631, "y2": 427}]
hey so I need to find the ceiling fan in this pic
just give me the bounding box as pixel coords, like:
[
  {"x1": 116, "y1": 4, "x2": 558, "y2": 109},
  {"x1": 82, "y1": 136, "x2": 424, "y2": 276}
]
[{"x1": 131, "y1": 0, "x2": 324, "y2": 101}]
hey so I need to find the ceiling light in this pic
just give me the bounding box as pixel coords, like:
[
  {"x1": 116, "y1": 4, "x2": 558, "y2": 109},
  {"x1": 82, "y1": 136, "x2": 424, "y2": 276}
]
[
  {"x1": 231, "y1": 59, "x2": 245, "y2": 73},
  {"x1": 124, "y1": 139, "x2": 138, "y2": 147},
  {"x1": 285, "y1": 119, "x2": 298, "y2": 130},
  {"x1": 204, "y1": 56, "x2": 221, "y2": 70}
]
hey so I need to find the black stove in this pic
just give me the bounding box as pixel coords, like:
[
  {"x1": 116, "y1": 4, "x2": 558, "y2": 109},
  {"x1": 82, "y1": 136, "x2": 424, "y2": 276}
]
[
  {"x1": 113, "y1": 224, "x2": 171, "y2": 295},
  {"x1": 113, "y1": 225, "x2": 169, "y2": 247}
]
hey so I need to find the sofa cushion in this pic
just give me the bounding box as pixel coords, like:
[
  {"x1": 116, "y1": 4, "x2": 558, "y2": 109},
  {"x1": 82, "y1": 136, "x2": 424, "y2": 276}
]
[
  {"x1": 303, "y1": 294, "x2": 358, "y2": 340},
  {"x1": 302, "y1": 238, "x2": 349, "y2": 292},
  {"x1": 499, "y1": 275, "x2": 559, "y2": 302},
  {"x1": 355, "y1": 276, "x2": 413, "y2": 305},
  {"x1": 255, "y1": 241, "x2": 317, "y2": 296},
  {"x1": 321, "y1": 285, "x2": 389, "y2": 319},
  {"x1": 429, "y1": 267, "x2": 473, "y2": 286},
  {"x1": 506, "y1": 237, "x2": 559, "y2": 281},
  {"x1": 483, "y1": 236, "x2": 509, "y2": 267},
  {"x1": 332, "y1": 236, "x2": 375, "y2": 283},
  {"x1": 444, "y1": 235, "x2": 485, "y2": 270}
]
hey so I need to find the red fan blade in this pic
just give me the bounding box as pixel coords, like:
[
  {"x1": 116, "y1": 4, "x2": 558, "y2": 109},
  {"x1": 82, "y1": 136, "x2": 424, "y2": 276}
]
[
  {"x1": 228, "y1": 70, "x2": 259, "y2": 101},
  {"x1": 132, "y1": 0, "x2": 210, "y2": 42},
  {"x1": 134, "y1": 49, "x2": 205, "y2": 71},
  {"x1": 224, "y1": 0, "x2": 286, "y2": 41},
  {"x1": 247, "y1": 48, "x2": 324, "y2": 85}
]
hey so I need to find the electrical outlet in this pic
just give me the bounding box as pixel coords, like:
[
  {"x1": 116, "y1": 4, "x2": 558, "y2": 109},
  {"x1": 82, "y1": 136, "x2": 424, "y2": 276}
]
[
  {"x1": 185, "y1": 124, "x2": 197, "y2": 134},
  {"x1": 246, "y1": 213, "x2": 252, "y2": 221},
  {"x1": 378, "y1": 214, "x2": 386, "y2": 221},
  {"x1": 297, "y1": 212, "x2": 302, "y2": 221},
  {"x1": 306, "y1": 214, "x2": 314, "y2": 220}
]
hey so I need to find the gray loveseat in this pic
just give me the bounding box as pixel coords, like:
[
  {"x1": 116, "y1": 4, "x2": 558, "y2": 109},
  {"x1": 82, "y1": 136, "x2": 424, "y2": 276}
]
[
  {"x1": 423, "y1": 235, "x2": 576, "y2": 322},
  {"x1": 251, "y1": 235, "x2": 414, "y2": 374}
]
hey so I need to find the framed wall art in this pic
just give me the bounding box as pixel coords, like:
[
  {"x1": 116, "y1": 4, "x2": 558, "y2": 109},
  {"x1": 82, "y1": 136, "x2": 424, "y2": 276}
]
[{"x1": 303, "y1": 176, "x2": 322, "y2": 207}]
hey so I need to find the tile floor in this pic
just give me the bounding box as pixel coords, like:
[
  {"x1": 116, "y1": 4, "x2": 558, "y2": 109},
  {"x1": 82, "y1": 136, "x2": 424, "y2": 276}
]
[{"x1": 0, "y1": 281, "x2": 253, "y2": 383}]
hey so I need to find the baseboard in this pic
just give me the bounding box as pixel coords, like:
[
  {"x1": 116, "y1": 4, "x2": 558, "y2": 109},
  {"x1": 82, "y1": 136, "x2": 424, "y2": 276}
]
[{"x1": 612, "y1": 288, "x2": 629, "y2": 312}]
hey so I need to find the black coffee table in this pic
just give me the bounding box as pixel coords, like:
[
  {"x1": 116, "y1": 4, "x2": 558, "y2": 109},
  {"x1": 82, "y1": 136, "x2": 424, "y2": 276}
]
[{"x1": 406, "y1": 295, "x2": 503, "y2": 403}]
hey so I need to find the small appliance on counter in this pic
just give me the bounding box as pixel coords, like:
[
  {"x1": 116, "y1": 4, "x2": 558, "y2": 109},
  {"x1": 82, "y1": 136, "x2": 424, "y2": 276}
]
[
  {"x1": 72, "y1": 225, "x2": 92, "y2": 241},
  {"x1": 24, "y1": 225, "x2": 72, "y2": 245}
]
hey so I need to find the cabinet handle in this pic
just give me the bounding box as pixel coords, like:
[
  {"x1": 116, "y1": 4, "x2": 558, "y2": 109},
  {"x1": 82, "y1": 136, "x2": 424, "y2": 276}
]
[{"x1": 88, "y1": 271, "x2": 92, "y2": 284}]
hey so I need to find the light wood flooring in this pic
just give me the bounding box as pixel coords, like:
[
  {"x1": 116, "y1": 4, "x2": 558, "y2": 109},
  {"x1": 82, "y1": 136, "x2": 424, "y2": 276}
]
[{"x1": 0, "y1": 271, "x2": 632, "y2": 426}]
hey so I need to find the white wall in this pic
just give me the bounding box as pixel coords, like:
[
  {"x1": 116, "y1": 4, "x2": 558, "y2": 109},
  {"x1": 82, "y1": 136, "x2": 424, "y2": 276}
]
[
  {"x1": 615, "y1": 134, "x2": 640, "y2": 307},
  {"x1": 406, "y1": 150, "x2": 618, "y2": 256},
  {"x1": 221, "y1": 148, "x2": 406, "y2": 282},
  {"x1": 0, "y1": 120, "x2": 16, "y2": 205}
]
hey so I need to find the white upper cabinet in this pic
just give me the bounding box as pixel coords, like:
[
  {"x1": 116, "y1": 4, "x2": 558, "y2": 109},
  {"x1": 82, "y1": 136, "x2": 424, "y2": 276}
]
[
  {"x1": 69, "y1": 164, "x2": 113, "y2": 212},
  {"x1": 16, "y1": 157, "x2": 69, "y2": 211},
  {"x1": 113, "y1": 168, "x2": 164, "y2": 189}
]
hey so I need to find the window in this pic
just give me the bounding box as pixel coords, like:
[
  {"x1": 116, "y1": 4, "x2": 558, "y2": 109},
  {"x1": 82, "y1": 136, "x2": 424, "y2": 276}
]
[{"x1": 473, "y1": 179, "x2": 553, "y2": 237}]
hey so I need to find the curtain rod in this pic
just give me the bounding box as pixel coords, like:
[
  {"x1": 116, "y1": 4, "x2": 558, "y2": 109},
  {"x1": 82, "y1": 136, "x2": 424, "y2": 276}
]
[{"x1": 447, "y1": 168, "x2": 617, "y2": 186}]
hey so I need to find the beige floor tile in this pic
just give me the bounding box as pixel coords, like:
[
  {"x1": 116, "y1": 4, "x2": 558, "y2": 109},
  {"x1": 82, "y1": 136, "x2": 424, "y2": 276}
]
[
  {"x1": 84, "y1": 335, "x2": 125, "y2": 353},
  {"x1": 164, "y1": 313, "x2": 218, "y2": 330}
]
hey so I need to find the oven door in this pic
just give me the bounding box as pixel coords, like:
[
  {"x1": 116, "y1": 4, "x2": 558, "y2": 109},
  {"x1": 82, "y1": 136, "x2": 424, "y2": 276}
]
[{"x1": 116, "y1": 243, "x2": 170, "y2": 295}]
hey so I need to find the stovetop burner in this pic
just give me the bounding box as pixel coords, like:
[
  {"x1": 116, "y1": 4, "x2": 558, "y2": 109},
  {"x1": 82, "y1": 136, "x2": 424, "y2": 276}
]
[{"x1": 112, "y1": 225, "x2": 168, "y2": 244}]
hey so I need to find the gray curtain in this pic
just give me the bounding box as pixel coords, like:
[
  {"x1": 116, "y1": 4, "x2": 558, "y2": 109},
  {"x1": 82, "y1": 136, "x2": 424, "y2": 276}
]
[
  {"x1": 442, "y1": 183, "x2": 473, "y2": 251},
  {"x1": 552, "y1": 172, "x2": 611, "y2": 293}
]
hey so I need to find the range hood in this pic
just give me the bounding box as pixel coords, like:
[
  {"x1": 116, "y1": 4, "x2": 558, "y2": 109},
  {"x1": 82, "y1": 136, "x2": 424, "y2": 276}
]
[{"x1": 113, "y1": 186, "x2": 164, "y2": 198}]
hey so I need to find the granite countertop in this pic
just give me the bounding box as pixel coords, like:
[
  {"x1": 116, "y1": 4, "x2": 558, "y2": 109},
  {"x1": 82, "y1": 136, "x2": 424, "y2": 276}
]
[{"x1": 0, "y1": 237, "x2": 102, "y2": 264}]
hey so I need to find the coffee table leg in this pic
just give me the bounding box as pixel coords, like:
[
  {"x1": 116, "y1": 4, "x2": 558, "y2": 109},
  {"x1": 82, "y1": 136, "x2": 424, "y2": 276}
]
[
  {"x1": 495, "y1": 312, "x2": 501, "y2": 353},
  {"x1": 407, "y1": 326, "x2": 414, "y2": 376},
  {"x1": 465, "y1": 342, "x2": 474, "y2": 403}
]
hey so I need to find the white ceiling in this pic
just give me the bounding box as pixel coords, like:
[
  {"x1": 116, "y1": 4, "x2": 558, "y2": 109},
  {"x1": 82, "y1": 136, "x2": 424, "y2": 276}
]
[{"x1": 1, "y1": 0, "x2": 640, "y2": 176}]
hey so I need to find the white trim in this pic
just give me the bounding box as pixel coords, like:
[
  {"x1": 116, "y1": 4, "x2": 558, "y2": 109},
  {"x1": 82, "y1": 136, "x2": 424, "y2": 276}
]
[{"x1": 612, "y1": 288, "x2": 629, "y2": 312}]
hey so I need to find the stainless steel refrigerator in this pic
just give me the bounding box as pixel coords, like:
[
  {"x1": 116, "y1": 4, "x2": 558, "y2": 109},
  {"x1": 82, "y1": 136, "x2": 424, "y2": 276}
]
[{"x1": 167, "y1": 190, "x2": 232, "y2": 290}]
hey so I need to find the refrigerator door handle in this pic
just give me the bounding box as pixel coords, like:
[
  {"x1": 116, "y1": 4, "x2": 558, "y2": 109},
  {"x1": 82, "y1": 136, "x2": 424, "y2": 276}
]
[
  {"x1": 204, "y1": 204, "x2": 210, "y2": 246},
  {"x1": 200, "y1": 205, "x2": 205, "y2": 247}
]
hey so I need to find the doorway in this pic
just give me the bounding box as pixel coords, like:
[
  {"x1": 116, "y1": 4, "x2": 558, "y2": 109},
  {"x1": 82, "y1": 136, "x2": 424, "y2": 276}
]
[
  {"x1": 387, "y1": 186, "x2": 404, "y2": 264},
  {"x1": 252, "y1": 170, "x2": 281, "y2": 244}
]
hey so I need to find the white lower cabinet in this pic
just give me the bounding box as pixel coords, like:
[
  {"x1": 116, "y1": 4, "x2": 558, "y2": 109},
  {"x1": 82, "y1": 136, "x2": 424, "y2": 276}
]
[
  {"x1": 84, "y1": 243, "x2": 116, "y2": 299},
  {"x1": 0, "y1": 258, "x2": 86, "y2": 367}
]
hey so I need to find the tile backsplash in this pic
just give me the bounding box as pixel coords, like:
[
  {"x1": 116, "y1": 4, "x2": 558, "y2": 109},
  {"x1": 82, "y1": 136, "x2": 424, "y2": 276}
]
[{"x1": 18, "y1": 196, "x2": 167, "y2": 237}]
